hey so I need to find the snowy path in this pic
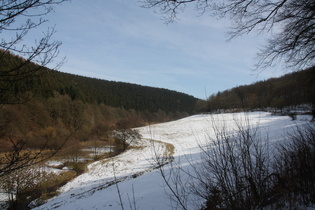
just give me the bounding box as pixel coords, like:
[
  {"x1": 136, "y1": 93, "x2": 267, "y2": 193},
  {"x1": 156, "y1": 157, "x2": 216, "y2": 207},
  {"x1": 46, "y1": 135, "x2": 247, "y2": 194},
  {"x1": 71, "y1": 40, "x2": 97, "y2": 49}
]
[{"x1": 35, "y1": 112, "x2": 312, "y2": 209}]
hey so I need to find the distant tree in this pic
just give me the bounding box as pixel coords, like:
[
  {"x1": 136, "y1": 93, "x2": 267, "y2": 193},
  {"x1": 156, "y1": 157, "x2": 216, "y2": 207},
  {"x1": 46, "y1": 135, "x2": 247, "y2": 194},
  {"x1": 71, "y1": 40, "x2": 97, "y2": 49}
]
[
  {"x1": 113, "y1": 128, "x2": 142, "y2": 152},
  {"x1": 206, "y1": 67, "x2": 315, "y2": 112},
  {"x1": 141, "y1": 0, "x2": 315, "y2": 70},
  {"x1": 113, "y1": 119, "x2": 142, "y2": 152},
  {"x1": 0, "y1": 0, "x2": 67, "y2": 105},
  {"x1": 194, "y1": 99, "x2": 209, "y2": 113}
]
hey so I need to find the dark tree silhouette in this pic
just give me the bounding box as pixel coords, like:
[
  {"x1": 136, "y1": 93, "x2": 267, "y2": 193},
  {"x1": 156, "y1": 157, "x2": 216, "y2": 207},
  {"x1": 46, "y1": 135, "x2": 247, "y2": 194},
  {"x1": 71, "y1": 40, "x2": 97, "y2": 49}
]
[
  {"x1": 141, "y1": 0, "x2": 315, "y2": 70},
  {"x1": 0, "y1": 0, "x2": 67, "y2": 105}
]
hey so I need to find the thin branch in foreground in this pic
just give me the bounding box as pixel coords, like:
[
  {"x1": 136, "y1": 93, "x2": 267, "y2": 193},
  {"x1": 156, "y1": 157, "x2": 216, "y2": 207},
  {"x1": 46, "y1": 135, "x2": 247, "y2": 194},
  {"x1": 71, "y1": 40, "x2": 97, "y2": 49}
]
[{"x1": 113, "y1": 163, "x2": 125, "y2": 210}]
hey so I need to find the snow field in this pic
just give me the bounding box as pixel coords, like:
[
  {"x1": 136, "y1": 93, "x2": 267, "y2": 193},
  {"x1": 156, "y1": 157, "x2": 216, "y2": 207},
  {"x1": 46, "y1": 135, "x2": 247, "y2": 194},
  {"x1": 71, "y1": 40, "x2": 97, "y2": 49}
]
[{"x1": 35, "y1": 112, "x2": 312, "y2": 209}]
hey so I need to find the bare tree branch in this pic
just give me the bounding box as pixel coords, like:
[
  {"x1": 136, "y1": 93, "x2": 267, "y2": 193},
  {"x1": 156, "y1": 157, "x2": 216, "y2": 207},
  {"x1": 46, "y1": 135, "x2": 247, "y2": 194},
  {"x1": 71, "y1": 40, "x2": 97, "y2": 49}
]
[
  {"x1": 0, "y1": 0, "x2": 68, "y2": 176},
  {"x1": 0, "y1": 0, "x2": 67, "y2": 105},
  {"x1": 141, "y1": 0, "x2": 315, "y2": 70}
]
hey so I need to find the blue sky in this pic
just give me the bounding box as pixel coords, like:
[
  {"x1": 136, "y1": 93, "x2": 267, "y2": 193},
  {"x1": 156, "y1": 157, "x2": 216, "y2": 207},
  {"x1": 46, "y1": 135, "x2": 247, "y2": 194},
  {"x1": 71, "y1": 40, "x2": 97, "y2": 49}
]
[{"x1": 39, "y1": 0, "x2": 283, "y2": 99}]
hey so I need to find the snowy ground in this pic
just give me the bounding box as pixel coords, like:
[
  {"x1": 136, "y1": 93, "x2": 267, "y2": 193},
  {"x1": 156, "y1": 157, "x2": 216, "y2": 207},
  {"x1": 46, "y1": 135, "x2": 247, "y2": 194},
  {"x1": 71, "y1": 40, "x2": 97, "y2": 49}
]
[{"x1": 34, "y1": 112, "x2": 313, "y2": 210}]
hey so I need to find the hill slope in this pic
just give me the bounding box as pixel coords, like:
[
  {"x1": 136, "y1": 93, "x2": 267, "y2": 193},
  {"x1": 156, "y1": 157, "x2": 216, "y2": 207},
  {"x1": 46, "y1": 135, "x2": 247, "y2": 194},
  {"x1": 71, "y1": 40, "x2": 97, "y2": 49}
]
[
  {"x1": 1, "y1": 50, "x2": 198, "y2": 114},
  {"x1": 35, "y1": 70, "x2": 198, "y2": 114},
  {"x1": 207, "y1": 67, "x2": 315, "y2": 111}
]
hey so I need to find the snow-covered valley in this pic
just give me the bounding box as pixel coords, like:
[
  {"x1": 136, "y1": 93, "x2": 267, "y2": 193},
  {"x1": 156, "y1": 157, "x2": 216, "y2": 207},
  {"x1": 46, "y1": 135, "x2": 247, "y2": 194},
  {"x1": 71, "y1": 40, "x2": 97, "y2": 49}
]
[{"x1": 34, "y1": 112, "x2": 313, "y2": 210}]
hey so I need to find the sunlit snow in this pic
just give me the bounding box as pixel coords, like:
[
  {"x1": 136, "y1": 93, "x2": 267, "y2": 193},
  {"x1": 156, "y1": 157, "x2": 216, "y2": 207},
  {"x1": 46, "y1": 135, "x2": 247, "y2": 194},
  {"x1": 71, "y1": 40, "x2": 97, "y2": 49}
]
[{"x1": 34, "y1": 112, "x2": 312, "y2": 210}]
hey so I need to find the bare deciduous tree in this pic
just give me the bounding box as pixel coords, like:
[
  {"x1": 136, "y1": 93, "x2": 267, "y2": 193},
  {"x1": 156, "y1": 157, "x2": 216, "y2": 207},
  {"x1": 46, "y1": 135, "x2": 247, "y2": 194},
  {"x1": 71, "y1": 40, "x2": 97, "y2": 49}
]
[
  {"x1": 0, "y1": 0, "x2": 68, "y2": 177},
  {"x1": 113, "y1": 119, "x2": 142, "y2": 152},
  {"x1": 0, "y1": 166, "x2": 53, "y2": 209},
  {"x1": 152, "y1": 114, "x2": 315, "y2": 209},
  {"x1": 195, "y1": 118, "x2": 277, "y2": 209},
  {"x1": 113, "y1": 129, "x2": 142, "y2": 152},
  {"x1": 141, "y1": 0, "x2": 315, "y2": 70},
  {"x1": 153, "y1": 115, "x2": 281, "y2": 209},
  {"x1": 0, "y1": 131, "x2": 75, "y2": 178},
  {"x1": 0, "y1": 0, "x2": 68, "y2": 105},
  {"x1": 275, "y1": 123, "x2": 315, "y2": 206}
]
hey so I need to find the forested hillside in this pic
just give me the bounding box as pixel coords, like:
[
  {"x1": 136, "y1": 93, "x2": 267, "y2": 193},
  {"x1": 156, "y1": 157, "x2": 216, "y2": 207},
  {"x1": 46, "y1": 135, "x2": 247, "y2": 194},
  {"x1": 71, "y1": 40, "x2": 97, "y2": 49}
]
[
  {"x1": 0, "y1": 51, "x2": 200, "y2": 157},
  {"x1": 1, "y1": 50, "x2": 198, "y2": 114},
  {"x1": 35, "y1": 70, "x2": 198, "y2": 114},
  {"x1": 207, "y1": 67, "x2": 315, "y2": 112}
]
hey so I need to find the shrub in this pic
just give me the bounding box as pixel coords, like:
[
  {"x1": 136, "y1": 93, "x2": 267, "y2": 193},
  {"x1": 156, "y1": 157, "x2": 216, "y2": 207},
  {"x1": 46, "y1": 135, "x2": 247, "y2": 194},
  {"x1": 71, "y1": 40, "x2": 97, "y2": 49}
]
[
  {"x1": 199, "y1": 119, "x2": 315, "y2": 209},
  {"x1": 198, "y1": 121, "x2": 276, "y2": 209},
  {"x1": 275, "y1": 123, "x2": 315, "y2": 206},
  {"x1": 0, "y1": 166, "x2": 50, "y2": 209},
  {"x1": 161, "y1": 115, "x2": 315, "y2": 210}
]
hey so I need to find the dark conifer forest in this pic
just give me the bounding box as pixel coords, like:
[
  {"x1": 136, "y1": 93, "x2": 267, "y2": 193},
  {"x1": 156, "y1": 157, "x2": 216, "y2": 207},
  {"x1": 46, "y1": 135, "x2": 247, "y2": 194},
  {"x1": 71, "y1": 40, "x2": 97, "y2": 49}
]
[{"x1": 35, "y1": 69, "x2": 198, "y2": 114}]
